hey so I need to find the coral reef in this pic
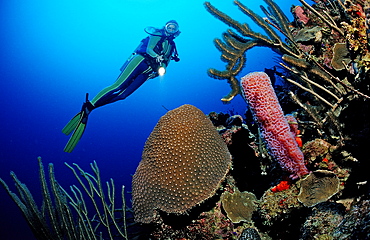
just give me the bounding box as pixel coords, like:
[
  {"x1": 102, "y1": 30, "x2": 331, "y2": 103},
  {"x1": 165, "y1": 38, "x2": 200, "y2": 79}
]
[
  {"x1": 206, "y1": 0, "x2": 370, "y2": 152},
  {"x1": 132, "y1": 104, "x2": 231, "y2": 224},
  {"x1": 333, "y1": 199, "x2": 370, "y2": 239},
  {"x1": 259, "y1": 181, "x2": 303, "y2": 224},
  {"x1": 301, "y1": 202, "x2": 345, "y2": 240},
  {"x1": 140, "y1": 0, "x2": 370, "y2": 238},
  {"x1": 302, "y1": 138, "x2": 334, "y2": 163},
  {"x1": 240, "y1": 71, "x2": 310, "y2": 179},
  {"x1": 150, "y1": 200, "x2": 238, "y2": 240}
]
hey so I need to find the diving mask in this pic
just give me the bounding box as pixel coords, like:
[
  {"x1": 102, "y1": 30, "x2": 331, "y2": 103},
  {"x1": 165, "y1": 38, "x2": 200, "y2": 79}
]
[{"x1": 165, "y1": 22, "x2": 179, "y2": 35}]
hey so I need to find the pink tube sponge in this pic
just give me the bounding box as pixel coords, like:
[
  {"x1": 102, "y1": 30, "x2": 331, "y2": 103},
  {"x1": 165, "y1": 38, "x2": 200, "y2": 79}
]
[{"x1": 240, "y1": 72, "x2": 309, "y2": 179}]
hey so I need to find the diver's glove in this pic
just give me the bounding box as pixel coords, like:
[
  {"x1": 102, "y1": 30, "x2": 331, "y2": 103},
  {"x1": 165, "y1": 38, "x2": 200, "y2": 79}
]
[
  {"x1": 155, "y1": 55, "x2": 164, "y2": 63},
  {"x1": 146, "y1": 56, "x2": 161, "y2": 72},
  {"x1": 148, "y1": 72, "x2": 159, "y2": 79},
  {"x1": 171, "y1": 55, "x2": 180, "y2": 62}
]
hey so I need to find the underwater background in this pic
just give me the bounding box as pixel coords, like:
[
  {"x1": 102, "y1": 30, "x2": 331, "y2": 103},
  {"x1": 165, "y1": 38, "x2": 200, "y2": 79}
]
[{"x1": 0, "y1": 0, "x2": 315, "y2": 239}]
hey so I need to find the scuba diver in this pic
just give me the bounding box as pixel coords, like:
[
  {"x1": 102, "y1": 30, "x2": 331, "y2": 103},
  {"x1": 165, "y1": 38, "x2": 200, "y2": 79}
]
[{"x1": 62, "y1": 20, "x2": 180, "y2": 153}]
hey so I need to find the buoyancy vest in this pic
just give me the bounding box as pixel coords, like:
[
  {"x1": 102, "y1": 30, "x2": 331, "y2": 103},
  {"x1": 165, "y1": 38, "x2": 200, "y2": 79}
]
[{"x1": 135, "y1": 30, "x2": 179, "y2": 64}]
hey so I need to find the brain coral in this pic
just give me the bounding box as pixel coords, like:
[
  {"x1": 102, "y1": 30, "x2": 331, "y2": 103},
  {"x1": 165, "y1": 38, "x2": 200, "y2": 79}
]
[{"x1": 132, "y1": 104, "x2": 231, "y2": 223}]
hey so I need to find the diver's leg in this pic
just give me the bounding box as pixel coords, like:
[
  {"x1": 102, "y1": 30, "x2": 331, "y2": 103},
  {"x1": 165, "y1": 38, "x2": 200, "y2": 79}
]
[
  {"x1": 91, "y1": 54, "x2": 150, "y2": 108},
  {"x1": 62, "y1": 54, "x2": 151, "y2": 152},
  {"x1": 62, "y1": 93, "x2": 95, "y2": 152},
  {"x1": 112, "y1": 71, "x2": 152, "y2": 101},
  {"x1": 62, "y1": 94, "x2": 94, "y2": 135}
]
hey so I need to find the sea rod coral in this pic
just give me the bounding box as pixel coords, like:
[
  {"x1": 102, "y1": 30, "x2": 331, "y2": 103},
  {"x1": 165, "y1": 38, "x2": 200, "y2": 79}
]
[
  {"x1": 204, "y1": 0, "x2": 300, "y2": 102},
  {"x1": 240, "y1": 71, "x2": 310, "y2": 179},
  {"x1": 0, "y1": 157, "x2": 128, "y2": 240}
]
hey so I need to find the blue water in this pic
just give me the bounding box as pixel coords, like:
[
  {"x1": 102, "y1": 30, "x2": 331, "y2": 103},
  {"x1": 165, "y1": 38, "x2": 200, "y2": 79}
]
[{"x1": 0, "y1": 0, "x2": 309, "y2": 239}]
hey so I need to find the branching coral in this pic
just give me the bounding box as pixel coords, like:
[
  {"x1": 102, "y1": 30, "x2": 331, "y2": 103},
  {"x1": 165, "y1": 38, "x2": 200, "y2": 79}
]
[
  {"x1": 205, "y1": 0, "x2": 300, "y2": 102},
  {"x1": 0, "y1": 157, "x2": 128, "y2": 240}
]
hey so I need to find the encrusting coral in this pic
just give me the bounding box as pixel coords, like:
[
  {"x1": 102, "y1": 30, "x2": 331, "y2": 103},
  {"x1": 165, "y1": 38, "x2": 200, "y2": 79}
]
[
  {"x1": 331, "y1": 42, "x2": 351, "y2": 71},
  {"x1": 132, "y1": 104, "x2": 231, "y2": 224},
  {"x1": 298, "y1": 170, "x2": 340, "y2": 207},
  {"x1": 221, "y1": 189, "x2": 258, "y2": 223}
]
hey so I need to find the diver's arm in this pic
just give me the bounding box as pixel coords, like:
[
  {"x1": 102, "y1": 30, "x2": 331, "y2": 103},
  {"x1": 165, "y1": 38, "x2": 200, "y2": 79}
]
[{"x1": 146, "y1": 35, "x2": 161, "y2": 58}]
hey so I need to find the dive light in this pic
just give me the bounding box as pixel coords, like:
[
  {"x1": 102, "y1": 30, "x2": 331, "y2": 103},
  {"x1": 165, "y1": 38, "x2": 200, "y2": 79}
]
[{"x1": 158, "y1": 63, "x2": 166, "y2": 76}]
